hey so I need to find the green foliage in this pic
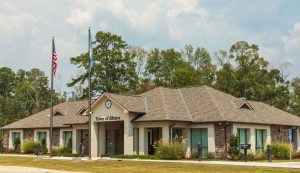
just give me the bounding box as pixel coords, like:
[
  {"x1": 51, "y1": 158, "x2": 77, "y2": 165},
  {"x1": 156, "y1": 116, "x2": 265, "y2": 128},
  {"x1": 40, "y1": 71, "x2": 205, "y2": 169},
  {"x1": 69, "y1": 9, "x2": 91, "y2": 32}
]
[
  {"x1": 228, "y1": 134, "x2": 240, "y2": 160},
  {"x1": 0, "y1": 67, "x2": 60, "y2": 128},
  {"x1": 206, "y1": 152, "x2": 216, "y2": 159},
  {"x1": 68, "y1": 31, "x2": 138, "y2": 95},
  {"x1": 40, "y1": 138, "x2": 48, "y2": 154},
  {"x1": 22, "y1": 140, "x2": 39, "y2": 153},
  {"x1": 268, "y1": 142, "x2": 290, "y2": 159},
  {"x1": 66, "y1": 137, "x2": 72, "y2": 150},
  {"x1": 215, "y1": 41, "x2": 290, "y2": 111},
  {"x1": 13, "y1": 137, "x2": 21, "y2": 151},
  {"x1": 154, "y1": 138, "x2": 186, "y2": 160},
  {"x1": 53, "y1": 147, "x2": 79, "y2": 157}
]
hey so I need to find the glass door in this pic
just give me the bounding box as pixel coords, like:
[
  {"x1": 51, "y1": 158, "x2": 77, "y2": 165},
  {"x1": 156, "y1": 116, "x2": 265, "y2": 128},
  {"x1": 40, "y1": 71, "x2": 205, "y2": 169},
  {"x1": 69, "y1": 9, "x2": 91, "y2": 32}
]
[
  {"x1": 105, "y1": 130, "x2": 113, "y2": 155},
  {"x1": 191, "y1": 128, "x2": 208, "y2": 158}
]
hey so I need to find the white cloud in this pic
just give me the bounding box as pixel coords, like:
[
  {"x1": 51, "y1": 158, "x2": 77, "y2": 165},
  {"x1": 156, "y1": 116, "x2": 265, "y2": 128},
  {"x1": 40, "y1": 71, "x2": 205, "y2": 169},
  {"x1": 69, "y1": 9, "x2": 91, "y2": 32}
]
[
  {"x1": 0, "y1": 1, "x2": 37, "y2": 41},
  {"x1": 67, "y1": 8, "x2": 91, "y2": 28}
]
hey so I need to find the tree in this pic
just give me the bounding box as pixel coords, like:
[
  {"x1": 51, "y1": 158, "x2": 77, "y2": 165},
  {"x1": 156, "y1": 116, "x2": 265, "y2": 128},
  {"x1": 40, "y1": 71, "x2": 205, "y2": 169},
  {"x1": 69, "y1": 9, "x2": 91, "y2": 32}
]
[
  {"x1": 68, "y1": 31, "x2": 138, "y2": 95},
  {"x1": 290, "y1": 78, "x2": 300, "y2": 116},
  {"x1": 145, "y1": 48, "x2": 183, "y2": 87},
  {"x1": 0, "y1": 67, "x2": 15, "y2": 100},
  {"x1": 214, "y1": 41, "x2": 290, "y2": 110},
  {"x1": 183, "y1": 45, "x2": 216, "y2": 85}
]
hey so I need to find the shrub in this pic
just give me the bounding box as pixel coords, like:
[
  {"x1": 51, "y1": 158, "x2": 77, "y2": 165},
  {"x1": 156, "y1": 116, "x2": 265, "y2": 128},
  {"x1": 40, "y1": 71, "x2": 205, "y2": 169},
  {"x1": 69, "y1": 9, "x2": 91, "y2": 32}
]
[
  {"x1": 40, "y1": 138, "x2": 48, "y2": 154},
  {"x1": 22, "y1": 140, "x2": 39, "y2": 153},
  {"x1": 154, "y1": 137, "x2": 186, "y2": 160},
  {"x1": 13, "y1": 137, "x2": 21, "y2": 152},
  {"x1": 66, "y1": 137, "x2": 72, "y2": 150},
  {"x1": 53, "y1": 147, "x2": 78, "y2": 157},
  {"x1": 268, "y1": 142, "x2": 290, "y2": 159},
  {"x1": 228, "y1": 134, "x2": 240, "y2": 160},
  {"x1": 206, "y1": 152, "x2": 216, "y2": 159}
]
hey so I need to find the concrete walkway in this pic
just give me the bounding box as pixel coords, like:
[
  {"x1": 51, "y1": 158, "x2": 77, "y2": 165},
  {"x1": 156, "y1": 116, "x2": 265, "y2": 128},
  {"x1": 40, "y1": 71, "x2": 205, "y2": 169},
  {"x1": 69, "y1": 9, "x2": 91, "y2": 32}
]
[
  {"x1": 0, "y1": 166, "x2": 81, "y2": 173},
  {"x1": 2, "y1": 154, "x2": 300, "y2": 169}
]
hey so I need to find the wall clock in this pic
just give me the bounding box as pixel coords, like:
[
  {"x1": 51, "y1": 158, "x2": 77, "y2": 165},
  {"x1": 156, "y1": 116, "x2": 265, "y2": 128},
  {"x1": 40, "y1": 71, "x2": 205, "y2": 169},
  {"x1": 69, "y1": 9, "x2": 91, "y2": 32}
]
[{"x1": 105, "y1": 99, "x2": 112, "y2": 109}]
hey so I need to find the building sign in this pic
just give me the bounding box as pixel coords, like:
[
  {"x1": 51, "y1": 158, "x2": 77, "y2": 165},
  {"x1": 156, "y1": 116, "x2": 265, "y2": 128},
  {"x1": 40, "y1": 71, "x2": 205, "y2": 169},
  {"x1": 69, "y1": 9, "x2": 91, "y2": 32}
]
[{"x1": 95, "y1": 116, "x2": 121, "y2": 122}]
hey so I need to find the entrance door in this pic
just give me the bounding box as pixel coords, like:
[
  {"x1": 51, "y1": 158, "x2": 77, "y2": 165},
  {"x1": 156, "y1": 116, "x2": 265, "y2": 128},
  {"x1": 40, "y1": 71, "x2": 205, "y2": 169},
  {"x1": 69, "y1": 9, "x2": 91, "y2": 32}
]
[
  {"x1": 191, "y1": 128, "x2": 208, "y2": 158},
  {"x1": 105, "y1": 130, "x2": 113, "y2": 155},
  {"x1": 104, "y1": 122, "x2": 124, "y2": 155}
]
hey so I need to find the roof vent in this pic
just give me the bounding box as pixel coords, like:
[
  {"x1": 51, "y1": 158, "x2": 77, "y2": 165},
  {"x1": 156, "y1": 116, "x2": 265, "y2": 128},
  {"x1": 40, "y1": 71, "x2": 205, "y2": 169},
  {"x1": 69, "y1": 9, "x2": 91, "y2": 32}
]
[
  {"x1": 53, "y1": 110, "x2": 63, "y2": 116},
  {"x1": 239, "y1": 99, "x2": 254, "y2": 110}
]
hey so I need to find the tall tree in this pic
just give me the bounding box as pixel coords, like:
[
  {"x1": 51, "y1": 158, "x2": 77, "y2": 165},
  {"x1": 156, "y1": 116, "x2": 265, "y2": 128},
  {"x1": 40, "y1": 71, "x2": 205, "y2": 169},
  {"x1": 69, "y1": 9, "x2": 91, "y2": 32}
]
[
  {"x1": 145, "y1": 48, "x2": 182, "y2": 87},
  {"x1": 215, "y1": 41, "x2": 290, "y2": 110},
  {"x1": 183, "y1": 44, "x2": 216, "y2": 85},
  {"x1": 68, "y1": 31, "x2": 138, "y2": 95},
  {"x1": 0, "y1": 67, "x2": 15, "y2": 100}
]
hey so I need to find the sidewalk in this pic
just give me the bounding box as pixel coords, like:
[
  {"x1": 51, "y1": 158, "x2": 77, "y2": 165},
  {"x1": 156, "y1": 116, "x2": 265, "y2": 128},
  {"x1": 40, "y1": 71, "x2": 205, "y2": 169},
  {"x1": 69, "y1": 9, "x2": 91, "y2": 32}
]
[{"x1": 1, "y1": 154, "x2": 300, "y2": 169}]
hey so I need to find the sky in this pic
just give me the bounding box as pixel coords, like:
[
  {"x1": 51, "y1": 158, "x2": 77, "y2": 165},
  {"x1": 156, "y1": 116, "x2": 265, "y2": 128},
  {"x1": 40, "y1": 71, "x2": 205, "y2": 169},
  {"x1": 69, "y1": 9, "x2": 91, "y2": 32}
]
[{"x1": 1, "y1": 0, "x2": 300, "y2": 95}]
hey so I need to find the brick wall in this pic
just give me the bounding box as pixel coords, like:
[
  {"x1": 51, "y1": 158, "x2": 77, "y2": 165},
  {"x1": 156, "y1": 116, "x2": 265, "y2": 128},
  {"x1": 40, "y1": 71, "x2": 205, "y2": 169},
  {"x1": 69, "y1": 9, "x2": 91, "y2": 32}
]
[{"x1": 215, "y1": 122, "x2": 232, "y2": 153}]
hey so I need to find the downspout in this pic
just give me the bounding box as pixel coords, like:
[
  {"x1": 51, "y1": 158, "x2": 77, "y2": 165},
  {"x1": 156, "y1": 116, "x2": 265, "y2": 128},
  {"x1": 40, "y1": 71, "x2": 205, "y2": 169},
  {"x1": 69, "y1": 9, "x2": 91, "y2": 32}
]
[{"x1": 169, "y1": 122, "x2": 176, "y2": 142}]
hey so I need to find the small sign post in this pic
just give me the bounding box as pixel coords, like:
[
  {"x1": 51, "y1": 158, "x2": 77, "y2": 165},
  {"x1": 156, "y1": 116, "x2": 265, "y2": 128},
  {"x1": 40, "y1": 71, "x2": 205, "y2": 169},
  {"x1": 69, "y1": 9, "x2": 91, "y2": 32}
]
[
  {"x1": 289, "y1": 128, "x2": 292, "y2": 160},
  {"x1": 240, "y1": 144, "x2": 251, "y2": 162}
]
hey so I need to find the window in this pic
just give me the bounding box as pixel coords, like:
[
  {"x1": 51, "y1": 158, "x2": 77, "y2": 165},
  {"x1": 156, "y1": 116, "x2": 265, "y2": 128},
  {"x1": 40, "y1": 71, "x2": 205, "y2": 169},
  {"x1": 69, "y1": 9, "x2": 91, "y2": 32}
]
[
  {"x1": 191, "y1": 128, "x2": 208, "y2": 158},
  {"x1": 37, "y1": 132, "x2": 47, "y2": 144},
  {"x1": 172, "y1": 128, "x2": 183, "y2": 140},
  {"x1": 255, "y1": 129, "x2": 265, "y2": 152},
  {"x1": 12, "y1": 132, "x2": 21, "y2": 149},
  {"x1": 63, "y1": 131, "x2": 72, "y2": 148},
  {"x1": 237, "y1": 128, "x2": 249, "y2": 153}
]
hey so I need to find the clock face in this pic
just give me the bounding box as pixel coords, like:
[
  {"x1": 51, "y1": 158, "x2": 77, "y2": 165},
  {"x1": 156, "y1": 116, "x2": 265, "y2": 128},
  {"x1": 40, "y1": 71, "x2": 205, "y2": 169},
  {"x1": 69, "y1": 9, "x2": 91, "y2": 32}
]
[{"x1": 105, "y1": 99, "x2": 112, "y2": 109}]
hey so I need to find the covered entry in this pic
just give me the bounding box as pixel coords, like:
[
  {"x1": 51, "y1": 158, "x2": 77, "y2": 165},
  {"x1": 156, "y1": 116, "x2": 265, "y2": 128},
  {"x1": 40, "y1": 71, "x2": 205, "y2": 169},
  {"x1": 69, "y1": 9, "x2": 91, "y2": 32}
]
[{"x1": 101, "y1": 121, "x2": 124, "y2": 156}]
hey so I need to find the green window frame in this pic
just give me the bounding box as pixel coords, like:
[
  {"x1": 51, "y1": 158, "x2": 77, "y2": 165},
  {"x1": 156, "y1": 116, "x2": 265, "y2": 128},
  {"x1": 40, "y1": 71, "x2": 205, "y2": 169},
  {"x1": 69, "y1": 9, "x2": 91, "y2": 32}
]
[
  {"x1": 191, "y1": 128, "x2": 208, "y2": 158},
  {"x1": 37, "y1": 132, "x2": 47, "y2": 143},
  {"x1": 255, "y1": 129, "x2": 265, "y2": 152},
  {"x1": 63, "y1": 131, "x2": 72, "y2": 148}
]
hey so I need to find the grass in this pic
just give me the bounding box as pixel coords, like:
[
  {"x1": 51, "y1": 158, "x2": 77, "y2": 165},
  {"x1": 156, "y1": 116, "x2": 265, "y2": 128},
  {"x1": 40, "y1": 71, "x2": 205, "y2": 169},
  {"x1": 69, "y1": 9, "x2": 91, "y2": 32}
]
[{"x1": 0, "y1": 156, "x2": 299, "y2": 173}]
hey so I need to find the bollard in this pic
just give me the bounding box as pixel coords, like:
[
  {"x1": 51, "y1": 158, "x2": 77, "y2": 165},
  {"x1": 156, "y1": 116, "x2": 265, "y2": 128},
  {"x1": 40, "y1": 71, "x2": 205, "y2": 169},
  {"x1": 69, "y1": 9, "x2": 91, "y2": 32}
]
[
  {"x1": 197, "y1": 143, "x2": 202, "y2": 161},
  {"x1": 267, "y1": 145, "x2": 272, "y2": 163}
]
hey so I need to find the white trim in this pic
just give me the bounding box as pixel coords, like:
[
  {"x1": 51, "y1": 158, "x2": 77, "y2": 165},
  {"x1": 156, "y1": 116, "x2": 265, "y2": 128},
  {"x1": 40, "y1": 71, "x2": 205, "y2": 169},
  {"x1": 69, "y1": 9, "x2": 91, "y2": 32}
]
[
  {"x1": 9, "y1": 130, "x2": 23, "y2": 149},
  {"x1": 34, "y1": 129, "x2": 50, "y2": 151},
  {"x1": 59, "y1": 128, "x2": 73, "y2": 148}
]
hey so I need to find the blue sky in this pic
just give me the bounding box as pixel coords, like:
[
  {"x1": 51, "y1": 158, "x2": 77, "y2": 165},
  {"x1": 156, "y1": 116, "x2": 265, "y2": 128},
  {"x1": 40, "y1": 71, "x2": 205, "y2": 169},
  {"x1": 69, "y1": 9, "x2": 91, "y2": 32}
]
[{"x1": 1, "y1": 0, "x2": 300, "y2": 94}]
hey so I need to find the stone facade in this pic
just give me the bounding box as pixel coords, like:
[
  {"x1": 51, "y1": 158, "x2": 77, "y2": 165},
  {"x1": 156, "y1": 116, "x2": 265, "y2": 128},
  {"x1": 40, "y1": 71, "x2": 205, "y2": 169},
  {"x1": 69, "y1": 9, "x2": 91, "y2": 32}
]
[
  {"x1": 23, "y1": 129, "x2": 34, "y2": 141},
  {"x1": 271, "y1": 125, "x2": 290, "y2": 143},
  {"x1": 214, "y1": 122, "x2": 232, "y2": 153},
  {"x1": 81, "y1": 129, "x2": 89, "y2": 156},
  {"x1": 52, "y1": 128, "x2": 60, "y2": 147},
  {"x1": 3, "y1": 130, "x2": 9, "y2": 148}
]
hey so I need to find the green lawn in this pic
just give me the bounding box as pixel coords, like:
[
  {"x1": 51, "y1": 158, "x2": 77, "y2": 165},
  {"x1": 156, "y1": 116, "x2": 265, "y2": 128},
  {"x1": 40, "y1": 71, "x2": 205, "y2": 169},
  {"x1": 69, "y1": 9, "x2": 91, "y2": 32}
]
[{"x1": 0, "y1": 156, "x2": 299, "y2": 173}]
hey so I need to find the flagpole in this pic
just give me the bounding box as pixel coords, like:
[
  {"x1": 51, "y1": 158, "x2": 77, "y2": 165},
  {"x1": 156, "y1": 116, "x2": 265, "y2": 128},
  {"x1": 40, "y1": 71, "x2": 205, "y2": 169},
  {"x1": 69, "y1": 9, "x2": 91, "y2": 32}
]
[
  {"x1": 50, "y1": 37, "x2": 54, "y2": 157},
  {"x1": 88, "y1": 28, "x2": 92, "y2": 160}
]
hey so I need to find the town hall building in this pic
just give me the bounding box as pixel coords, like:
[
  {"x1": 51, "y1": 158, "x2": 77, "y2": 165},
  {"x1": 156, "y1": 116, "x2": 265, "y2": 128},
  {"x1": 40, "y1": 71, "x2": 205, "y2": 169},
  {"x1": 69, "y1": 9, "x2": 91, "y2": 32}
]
[{"x1": 2, "y1": 86, "x2": 300, "y2": 158}]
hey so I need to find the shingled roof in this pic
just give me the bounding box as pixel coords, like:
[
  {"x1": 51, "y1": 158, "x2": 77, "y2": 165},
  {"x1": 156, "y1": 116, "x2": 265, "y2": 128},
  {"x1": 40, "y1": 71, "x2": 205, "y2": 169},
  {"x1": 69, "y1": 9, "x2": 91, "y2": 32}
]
[
  {"x1": 1, "y1": 101, "x2": 88, "y2": 129},
  {"x1": 135, "y1": 86, "x2": 300, "y2": 126},
  {"x1": 2, "y1": 86, "x2": 300, "y2": 129}
]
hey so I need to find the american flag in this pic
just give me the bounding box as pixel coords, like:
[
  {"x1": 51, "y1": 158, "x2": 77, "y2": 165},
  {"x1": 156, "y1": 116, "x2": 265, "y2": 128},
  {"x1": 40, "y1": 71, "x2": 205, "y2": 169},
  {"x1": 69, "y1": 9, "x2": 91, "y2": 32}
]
[{"x1": 52, "y1": 39, "x2": 57, "y2": 76}]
